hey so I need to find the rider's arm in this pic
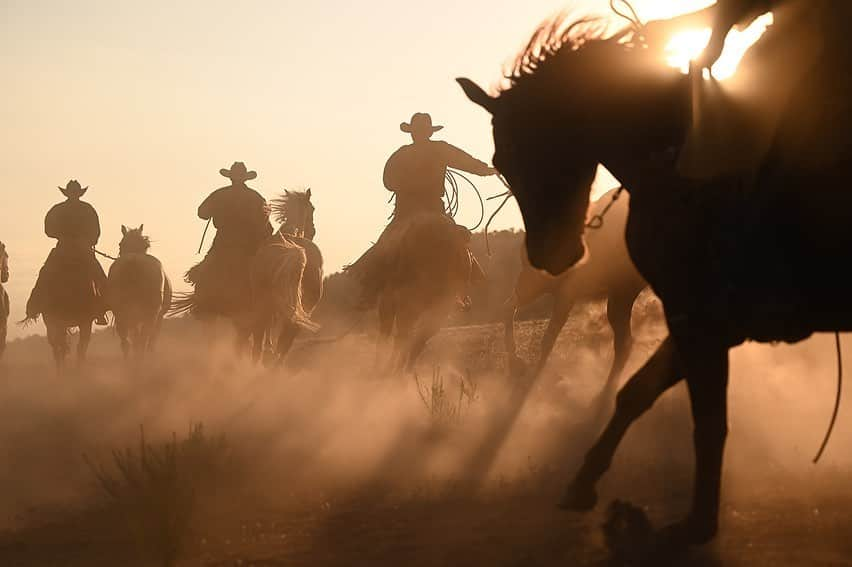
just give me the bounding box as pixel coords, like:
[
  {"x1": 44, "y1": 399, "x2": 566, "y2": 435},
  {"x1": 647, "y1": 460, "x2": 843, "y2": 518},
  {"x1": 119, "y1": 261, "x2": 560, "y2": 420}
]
[
  {"x1": 441, "y1": 142, "x2": 496, "y2": 176},
  {"x1": 87, "y1": 204, "x2": 101, "y2": 246},
  {"x1": 197, "y1": 190, "x2": 219, "y2": 220},
  {"x1": 383, "y1": 148, "x2": 405, "y2": 192},
  {"x1": 44, "y1": 205, "x2": 61, "y2": 239}
]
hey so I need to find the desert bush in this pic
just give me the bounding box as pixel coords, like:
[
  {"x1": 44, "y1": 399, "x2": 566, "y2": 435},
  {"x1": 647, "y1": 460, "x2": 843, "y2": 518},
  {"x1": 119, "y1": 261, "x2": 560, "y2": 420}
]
[{"x1": 85, "y1": 423, "x2": 230, "y2": 567}]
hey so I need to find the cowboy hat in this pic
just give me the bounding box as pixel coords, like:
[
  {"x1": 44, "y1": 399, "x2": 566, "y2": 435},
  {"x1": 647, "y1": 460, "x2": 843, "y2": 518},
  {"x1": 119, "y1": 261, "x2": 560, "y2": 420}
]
[
  {"x1": 400, "y1": 113, "x2": 443, "y2": 136},
  {"x1": 220, "y1": 161, "x2": 257, "y2": 181},
  {"x1": 58, "y1": 179, "x2": 88, "y2": 197}
]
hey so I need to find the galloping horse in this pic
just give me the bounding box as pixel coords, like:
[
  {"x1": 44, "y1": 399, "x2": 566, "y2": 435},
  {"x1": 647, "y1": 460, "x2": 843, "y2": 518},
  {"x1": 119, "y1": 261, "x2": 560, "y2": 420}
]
[
  {"x1": 247, "y1": 189, "x2": 322, "y2": 364},
  {"x1": 0, "y1": 241, "x2": 9, "y2": 358},
  {"x1": 107, "y1": 225, "x2": 172, "y2": 359},
  {"x1": 36, "y1": 246, "x2": 103, "y2": 370},
  {"x1": 460, "y1": 14, "x2": 852, "y2": 546},
  {"x1": 375, "y1": 214, "x2": 474, "y2": 372},
  {"x1": 504, "y1": 187, "x2": 645, "y2": 382}
]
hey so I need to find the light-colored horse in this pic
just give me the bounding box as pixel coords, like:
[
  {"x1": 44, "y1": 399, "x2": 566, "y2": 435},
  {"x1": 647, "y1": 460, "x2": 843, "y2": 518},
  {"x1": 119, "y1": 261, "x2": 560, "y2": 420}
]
[
  {"x1": 246, "y1": 189, "x2": 322, "y2": 364},
  {"x1": 504, "y1": 188, "x2": 646, "y2": 383},
  {"x1": 0, "y1": 241, "x2": 9, "y2": 358},
  {"x1": 107, "y1": 225, "x2": 172, "y2": 359}
]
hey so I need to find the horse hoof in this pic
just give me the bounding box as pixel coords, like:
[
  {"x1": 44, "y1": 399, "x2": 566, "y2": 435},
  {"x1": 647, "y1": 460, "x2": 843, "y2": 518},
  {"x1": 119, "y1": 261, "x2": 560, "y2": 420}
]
[{"x1": 558, "y1": 480, "x2": 598, "y2": 511}]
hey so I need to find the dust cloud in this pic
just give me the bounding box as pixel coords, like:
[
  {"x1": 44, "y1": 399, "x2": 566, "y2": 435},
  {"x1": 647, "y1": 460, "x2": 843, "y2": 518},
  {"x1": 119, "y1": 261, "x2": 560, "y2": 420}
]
[{"x1": 2, "y1": 299, "x2": 852, "y2": 563}]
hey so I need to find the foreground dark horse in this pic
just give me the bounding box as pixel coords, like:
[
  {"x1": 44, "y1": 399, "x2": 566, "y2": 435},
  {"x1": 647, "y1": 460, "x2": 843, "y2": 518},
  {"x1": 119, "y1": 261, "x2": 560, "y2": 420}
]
[
  {"x1": 248, "y1": 189, "x2": 323, "y2": 364},
  {"x1": 107, "y1": 225, "x2": 172, "y2": 359},
  {"x1": 504, "y1": 188, "x2": 645, "y2": 382},
  {"x1": 0, "y1": 242, "x2": 9, "y2": 358},
  {"x1": 460, "y1": 16, "x2": 852, "y2": 547}
]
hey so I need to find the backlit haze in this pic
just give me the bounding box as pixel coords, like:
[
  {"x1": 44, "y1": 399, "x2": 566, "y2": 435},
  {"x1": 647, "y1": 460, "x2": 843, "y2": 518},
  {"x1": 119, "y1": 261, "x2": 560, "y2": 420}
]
[{"x1": 1, "y1": 0, "x2": 762, "y2": 337}]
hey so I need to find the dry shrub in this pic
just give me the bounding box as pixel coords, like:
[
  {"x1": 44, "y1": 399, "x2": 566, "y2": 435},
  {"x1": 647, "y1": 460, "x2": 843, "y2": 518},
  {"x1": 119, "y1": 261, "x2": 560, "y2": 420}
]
[
  {"x1": 85, "y1": 423, "x2": 230, "y2": 567},
  {"x1": 414, "y1": 365, "x2": 478, "y2": 428}
]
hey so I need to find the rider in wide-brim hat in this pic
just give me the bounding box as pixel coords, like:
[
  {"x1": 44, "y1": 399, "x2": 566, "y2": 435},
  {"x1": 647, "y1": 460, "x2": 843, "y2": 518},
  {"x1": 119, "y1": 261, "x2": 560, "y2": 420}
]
[{"x1": 219, "y1": 161, "x2": 257, "y2": 182}]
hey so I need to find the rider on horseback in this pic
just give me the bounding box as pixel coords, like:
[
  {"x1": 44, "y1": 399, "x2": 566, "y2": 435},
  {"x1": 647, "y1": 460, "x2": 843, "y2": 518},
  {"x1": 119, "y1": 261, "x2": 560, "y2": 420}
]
[
  {"x1": 186, "y1": 161, "x2": 273, "y2": 317},
  {"x1": 350, "y1": 112, "x2": 498, "y2": 309},
  {"x1": 26, "y1": 180, "x2": 108, "y2": 325}
]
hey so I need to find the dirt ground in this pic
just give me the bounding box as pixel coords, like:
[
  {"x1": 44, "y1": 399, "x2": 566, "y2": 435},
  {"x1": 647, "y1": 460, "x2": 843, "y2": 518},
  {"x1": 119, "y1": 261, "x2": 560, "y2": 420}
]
[{"x1": 2, "y1": 299, "x2": 852, "y2": 566}]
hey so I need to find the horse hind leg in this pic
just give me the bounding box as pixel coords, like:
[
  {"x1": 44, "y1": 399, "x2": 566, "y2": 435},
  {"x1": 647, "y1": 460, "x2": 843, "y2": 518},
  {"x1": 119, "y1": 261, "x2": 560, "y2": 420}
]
[
  {"x1": 560, "y1": 336, "x2": 682, "y2": 511},
  {"x1": 274, "y1": 321, "x2": 300, "y2": 367},
  {"x1": 666, "y1": 345, "x2": 729, "y2": 545}
]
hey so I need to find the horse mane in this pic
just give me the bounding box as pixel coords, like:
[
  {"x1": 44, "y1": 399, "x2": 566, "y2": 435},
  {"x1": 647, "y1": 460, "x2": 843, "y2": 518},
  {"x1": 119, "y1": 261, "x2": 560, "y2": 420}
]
[
  {"x1": 270, "y1": 190, "x2": 310, "y2": 225},
  {"x1": 502, "y1": 12, "x2": 633, "y2": 93}
]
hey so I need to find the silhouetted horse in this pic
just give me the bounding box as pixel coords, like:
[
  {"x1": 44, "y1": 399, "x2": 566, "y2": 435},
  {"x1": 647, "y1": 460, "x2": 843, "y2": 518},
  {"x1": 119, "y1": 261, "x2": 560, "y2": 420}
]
[
  {"x1": 460, "y1": 14, "x2": 852, "y2": 547},
  {"x1": 36, "y1": 246, "x2": 103, "y2": 370},
  {"x1": 0, "y1": 241, "x2": 9, "y2": 358},
  {"x1": 375, "y1": 214, "x2": 474, "y2": 372},
  {"x1": 107, "y1": 225, "x2": 172, "y2": 359},
  {"x1": 504, "y1": 188, "x2": 645, "y2": 382},
  {"x1": 246, "y1": 189, "x2": 322, "y2": 364}
]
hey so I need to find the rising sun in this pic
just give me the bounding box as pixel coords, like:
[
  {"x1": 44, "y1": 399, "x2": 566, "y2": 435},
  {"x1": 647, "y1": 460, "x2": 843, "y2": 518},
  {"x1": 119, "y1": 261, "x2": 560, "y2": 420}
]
[{"x1": 664, "y1": 12, "x2": 774, "y2": 79}]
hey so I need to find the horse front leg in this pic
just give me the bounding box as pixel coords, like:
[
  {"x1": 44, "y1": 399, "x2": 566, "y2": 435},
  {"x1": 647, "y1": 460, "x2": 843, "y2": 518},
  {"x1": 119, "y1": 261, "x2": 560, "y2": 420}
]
[
  {"x1": 46, "y1": 321, "x2": 67, "y2": 373},
  {"x1": 599, "y1": 286, "x2": 641, "y2": 397},
  {"x1": 533, "y1": 294, "x2": 574, "y2": 378},
  {"x1": 560, "y1": 335, "x2": 682, "y2": 510},
  {"x1": 77, "y1": 322, "x2": 93, "y2": 365},
  {"x1": 502, "y1": 297, "x2": 526, "y2": 377},
  {"x1": 663, "y1": 344, "x2": 729, "y2": 545},
  {"x1": 274, "y1": 322, "x2": 300, "y2": 367},
  {"x1": 376, "y1": 293, "x2": 395, "y2": 371},
  {"x1": 116, "y1": 317, "x2": 130, "y2": 360}
]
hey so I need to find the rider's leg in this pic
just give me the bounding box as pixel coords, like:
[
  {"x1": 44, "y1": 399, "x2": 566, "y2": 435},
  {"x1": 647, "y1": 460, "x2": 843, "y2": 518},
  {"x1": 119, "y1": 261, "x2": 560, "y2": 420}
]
[
  {"x1": 91, "y1": 253, "x2": 109, "y2": 326},
  {"x1": 26, "y1": 250, "x2": 57, "y2": 319}
]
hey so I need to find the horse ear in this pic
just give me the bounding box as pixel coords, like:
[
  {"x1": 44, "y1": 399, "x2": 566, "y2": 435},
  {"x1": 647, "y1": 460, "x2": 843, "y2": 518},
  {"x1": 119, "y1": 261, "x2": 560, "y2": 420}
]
[
  {"x1": 456, "y1": 78, "x2": 497, "y2": 114},
  {"x1": 306, "y1": 188, "x2": 312, "y2": 198},
  {"x1": 121, "y1": 225, "x2": 127, "y2": 236},
  {"x1": 139, "y1": 224, "x2": 144, "y2": 233},
  {"x1": 284, "y1": 189, "x2": 290, "y2": 195}
]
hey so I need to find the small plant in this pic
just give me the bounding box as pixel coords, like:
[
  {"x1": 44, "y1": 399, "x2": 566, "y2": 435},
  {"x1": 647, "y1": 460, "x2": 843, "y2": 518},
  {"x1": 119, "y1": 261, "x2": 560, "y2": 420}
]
[
  {"x1": 414, "y1": 365, "x2": 478, "y2": 426},
  {"x1": 85, "y1": 423, "x2": 229, "y2": 567}
]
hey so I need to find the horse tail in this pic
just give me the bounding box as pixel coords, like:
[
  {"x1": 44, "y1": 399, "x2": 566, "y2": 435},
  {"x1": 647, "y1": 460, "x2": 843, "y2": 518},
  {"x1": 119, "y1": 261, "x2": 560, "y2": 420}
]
[{"x1": 167, "y1": 291, "x2": 196, "y2": 318}]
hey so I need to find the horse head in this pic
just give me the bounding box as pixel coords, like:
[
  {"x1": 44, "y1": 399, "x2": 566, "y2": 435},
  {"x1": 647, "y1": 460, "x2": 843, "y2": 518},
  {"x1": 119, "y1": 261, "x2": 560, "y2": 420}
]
[
  {"x1": 459, "y1": 16, "x2": 688, "y2": 275},
  {"x1": 272, "y1": 188, "x2": 316, "y2": 240},
  {"x1": 118, "y1": 225, "x2": 151, "y2": 256}
]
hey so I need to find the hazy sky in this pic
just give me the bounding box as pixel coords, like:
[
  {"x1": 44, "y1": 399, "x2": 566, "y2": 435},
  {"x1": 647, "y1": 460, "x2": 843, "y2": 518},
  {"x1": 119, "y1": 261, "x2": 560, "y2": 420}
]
[{"x1": 0, "y1": 0, "x2": 711, "y2": 337}]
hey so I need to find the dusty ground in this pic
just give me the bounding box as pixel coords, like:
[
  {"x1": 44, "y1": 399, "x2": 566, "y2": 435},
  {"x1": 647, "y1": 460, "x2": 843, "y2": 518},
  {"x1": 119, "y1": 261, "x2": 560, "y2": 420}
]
[{"x1": 2, "y1": 298, "x2": 852, "y2": 566}]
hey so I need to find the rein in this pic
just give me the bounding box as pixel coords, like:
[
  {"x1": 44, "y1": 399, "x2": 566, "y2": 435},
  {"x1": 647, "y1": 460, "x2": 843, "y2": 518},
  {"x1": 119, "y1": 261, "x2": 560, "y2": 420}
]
[
  {"x1": 814, "y1": 332, "x2": 843, "y2": 463},
  {"x1": 94, "y1": 248, "x2": 118, "y2": 262}
]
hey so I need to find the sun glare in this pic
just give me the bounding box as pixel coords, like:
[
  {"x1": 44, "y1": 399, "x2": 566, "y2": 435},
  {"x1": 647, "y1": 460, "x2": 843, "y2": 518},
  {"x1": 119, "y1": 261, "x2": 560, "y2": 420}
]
[{"x1": 664, "y1": 12, "x2": 774, "y2": 80}]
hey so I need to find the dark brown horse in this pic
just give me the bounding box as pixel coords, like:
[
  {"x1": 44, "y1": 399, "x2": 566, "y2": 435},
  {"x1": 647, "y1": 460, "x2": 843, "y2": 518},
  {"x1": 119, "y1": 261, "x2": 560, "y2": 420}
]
[
  {"x1": 504, "y1": 188, "x2": 645, "y2": 383},
  {"x1": 0, "y1": 241, "x2": 9, "y2": 358},
  {"x1": 460, "y1": 15, "x2": 852, "y2": 547}
]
